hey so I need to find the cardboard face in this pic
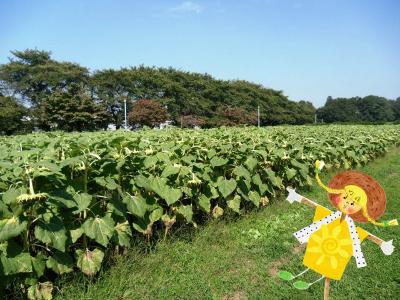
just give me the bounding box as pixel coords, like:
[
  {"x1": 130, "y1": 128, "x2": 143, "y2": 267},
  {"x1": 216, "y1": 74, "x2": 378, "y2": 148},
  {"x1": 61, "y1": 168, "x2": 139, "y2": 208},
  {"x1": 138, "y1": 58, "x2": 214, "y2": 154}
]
[{"x1": 335, "y1": 185, "x2": 366, "y2": 215}]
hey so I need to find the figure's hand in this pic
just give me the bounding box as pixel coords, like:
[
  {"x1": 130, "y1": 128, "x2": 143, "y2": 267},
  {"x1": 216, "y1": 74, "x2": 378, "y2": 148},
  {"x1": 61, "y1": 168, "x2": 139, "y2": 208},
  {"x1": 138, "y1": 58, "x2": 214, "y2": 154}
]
[
  {"x1": 286, "y1": 187, "x2": 302, "y2": 204},
  {"x1": 380, "y1": 240, "x2": 395, "y2": 255}
]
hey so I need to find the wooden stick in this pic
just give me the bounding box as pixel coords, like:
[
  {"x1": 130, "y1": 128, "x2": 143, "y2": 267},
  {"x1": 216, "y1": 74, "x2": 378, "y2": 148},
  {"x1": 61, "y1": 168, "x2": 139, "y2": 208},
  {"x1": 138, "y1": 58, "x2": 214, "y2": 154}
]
[
  {"x1": 300, "y1": 196, "x2": 319, "y2": 208},
  {"x1": 366, "y1": 233, "x2": 383, "y2": 246},
  {"x1": 324, "y1": 278, "x2": 330, "y2": 300}
]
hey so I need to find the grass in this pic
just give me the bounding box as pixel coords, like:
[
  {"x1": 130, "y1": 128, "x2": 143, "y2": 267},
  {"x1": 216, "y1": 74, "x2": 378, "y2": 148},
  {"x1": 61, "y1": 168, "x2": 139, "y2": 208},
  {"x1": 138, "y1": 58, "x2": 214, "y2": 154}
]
[{"x1": 56, "y1": 149, "x2": 400, "y2": 299}]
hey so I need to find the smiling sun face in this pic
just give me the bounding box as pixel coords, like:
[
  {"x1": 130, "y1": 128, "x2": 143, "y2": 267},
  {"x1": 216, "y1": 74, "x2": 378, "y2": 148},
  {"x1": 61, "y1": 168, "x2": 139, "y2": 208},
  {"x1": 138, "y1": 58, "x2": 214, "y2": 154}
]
[
  {"x1": 307, "y1": 224, "x2": 352, "y2": 269},
  {"x1": 336, "y1": 185, "x2": 367, "y2": 215}
]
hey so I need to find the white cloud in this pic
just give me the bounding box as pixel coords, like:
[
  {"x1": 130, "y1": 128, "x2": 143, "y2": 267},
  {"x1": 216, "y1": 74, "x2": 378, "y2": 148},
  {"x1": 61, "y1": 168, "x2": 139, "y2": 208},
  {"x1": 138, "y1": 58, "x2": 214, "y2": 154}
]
[{"x1": 169, "y1": 1, "x2": 204, "y2": 14}]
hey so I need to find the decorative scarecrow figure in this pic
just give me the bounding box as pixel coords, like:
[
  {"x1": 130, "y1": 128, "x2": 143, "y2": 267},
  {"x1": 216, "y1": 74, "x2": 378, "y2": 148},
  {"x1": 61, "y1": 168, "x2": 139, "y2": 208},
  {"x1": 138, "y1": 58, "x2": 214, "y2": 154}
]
[{"x1": 279, "y1": 161, "x2": 397, "y2": 299}]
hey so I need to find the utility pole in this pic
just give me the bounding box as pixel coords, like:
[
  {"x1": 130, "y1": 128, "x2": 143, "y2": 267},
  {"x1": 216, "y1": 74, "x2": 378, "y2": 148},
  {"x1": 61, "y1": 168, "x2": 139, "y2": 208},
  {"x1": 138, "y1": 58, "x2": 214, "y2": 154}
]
[
  {"x1": 257, "y1": 105, "x2": 260, "y2": 128},
  {"x1": 124, "y1": 98, "x2": 127, "y2": 130},
  {"x1": 314, "y1": 113, "x2": 317, "y2": 124}
]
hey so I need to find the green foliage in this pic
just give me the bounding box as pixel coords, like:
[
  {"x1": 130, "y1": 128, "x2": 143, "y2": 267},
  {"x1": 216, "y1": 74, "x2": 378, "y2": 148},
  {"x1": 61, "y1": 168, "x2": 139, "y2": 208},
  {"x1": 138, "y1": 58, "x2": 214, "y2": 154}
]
[
  {"x1": 1, "y1": 49, "x2": 317, "y2": 131},
  {"x1": 0, "y1": 95, "x2": 30, "y2": 135},
  {"x1": 0, "y1": 49, "x2": 88, "y2": 107},
  {"x1": 56, "y1": 149, "x2": 400, "y2": 299},
  {"x1": 75, "y1": 249, "x2": 104, "y2": 276},
  {"x1": 317, "y1": 95, "x2": 397, "y2": 123},
  {"x1": 0, "y1": 125, "x2": 399, "y2": 298},
  {"x1": 38, "y1": 84, "x2": 109, "y2": 131}
]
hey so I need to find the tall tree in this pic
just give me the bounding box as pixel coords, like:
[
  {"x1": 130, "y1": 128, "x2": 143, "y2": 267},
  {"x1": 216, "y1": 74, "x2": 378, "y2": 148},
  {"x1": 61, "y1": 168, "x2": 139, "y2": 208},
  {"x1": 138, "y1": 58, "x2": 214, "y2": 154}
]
[
  {"x1": 128, "y1": 99, "x2": 168, "y2": 127},
  {"x1": 0, "y1": 49, "x2": 89, "y2": 107},
  {"x1": 0, "y1": 95, "x2": 30, "y2": 135},
  {"x1": 38, "y1": 84, "x2": 109, "y2": 131},
  {"x1": 391, "y1": 97, "x2": 400, "y2": 121},
  {"x1": 317, "y1": 95, "x2": 395, "y2": 123}
]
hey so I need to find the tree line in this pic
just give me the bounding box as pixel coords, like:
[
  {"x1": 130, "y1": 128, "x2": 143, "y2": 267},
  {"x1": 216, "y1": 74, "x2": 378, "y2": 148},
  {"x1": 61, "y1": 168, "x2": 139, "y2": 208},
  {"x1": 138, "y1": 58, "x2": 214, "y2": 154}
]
[
  {"x1": 0, "y1": 49, "x2": 316, "y2": 135},
  {"x1": 3, "y1": 49, "x2": 397, "y2": 135},
  {"x1": 317, "y1": 96, "x2": 400, "y2": 123}
]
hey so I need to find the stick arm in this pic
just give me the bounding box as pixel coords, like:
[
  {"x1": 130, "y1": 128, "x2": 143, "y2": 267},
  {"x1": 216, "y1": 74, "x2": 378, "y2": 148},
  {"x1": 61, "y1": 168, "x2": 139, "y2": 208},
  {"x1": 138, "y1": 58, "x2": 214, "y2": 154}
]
[
  {"x1": 285, "y1": 187, "x2": 319, "y2": 208},
  {"x1": 365, "y1": 233, "x2": 395, "y2": 255},
  {"x1": 366, "y1": 232, "x2": 383, "y2": 246},
  {"x1": 299, "y1": 195, "x2": 319, "y2": 208}
]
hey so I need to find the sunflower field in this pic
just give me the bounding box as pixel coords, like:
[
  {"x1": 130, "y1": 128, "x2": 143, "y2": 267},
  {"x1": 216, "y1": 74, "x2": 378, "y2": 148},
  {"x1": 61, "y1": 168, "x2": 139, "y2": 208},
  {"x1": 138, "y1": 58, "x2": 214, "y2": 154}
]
[{"x1": 0, "y1": 125, "x2": 399, "y2": 299}]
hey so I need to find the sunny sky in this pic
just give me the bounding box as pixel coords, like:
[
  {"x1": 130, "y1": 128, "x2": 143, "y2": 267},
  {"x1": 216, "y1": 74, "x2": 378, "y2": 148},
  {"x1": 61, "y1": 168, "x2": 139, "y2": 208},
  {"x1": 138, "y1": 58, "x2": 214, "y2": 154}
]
[{"x1": 1, "y1": 0, "x2": 399, "y2": 107}]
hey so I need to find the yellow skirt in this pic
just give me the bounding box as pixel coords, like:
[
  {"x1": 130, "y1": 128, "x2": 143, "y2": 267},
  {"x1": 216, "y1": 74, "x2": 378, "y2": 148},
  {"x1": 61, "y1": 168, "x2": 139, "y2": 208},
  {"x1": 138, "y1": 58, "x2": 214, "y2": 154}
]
[{"x1": 303, "y1": 206, "x2": 368, "y2": 280}]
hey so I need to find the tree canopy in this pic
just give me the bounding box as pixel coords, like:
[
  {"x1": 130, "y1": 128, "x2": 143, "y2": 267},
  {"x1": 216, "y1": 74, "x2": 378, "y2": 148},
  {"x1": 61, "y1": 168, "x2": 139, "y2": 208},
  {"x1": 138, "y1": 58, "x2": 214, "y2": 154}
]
[
  {"x1": 128, "y1": 99, "x2": 168, "y2": 128},
  {"x1": 0, "y1": 95, "x2": 30, "y2": 135},
  {"x1": 317, "y1": 95, "x2": 397, "y2": 123},
  {"x1": 1, "y1": 48, "x2": 318, "y2": 134}
]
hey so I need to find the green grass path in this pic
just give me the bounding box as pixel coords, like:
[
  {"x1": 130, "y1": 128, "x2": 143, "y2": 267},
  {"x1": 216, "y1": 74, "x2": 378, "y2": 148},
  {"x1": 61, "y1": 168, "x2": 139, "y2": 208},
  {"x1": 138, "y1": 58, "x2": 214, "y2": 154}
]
[{"x1": 57, "y1": 149, "x2": 400, "y2": 299}]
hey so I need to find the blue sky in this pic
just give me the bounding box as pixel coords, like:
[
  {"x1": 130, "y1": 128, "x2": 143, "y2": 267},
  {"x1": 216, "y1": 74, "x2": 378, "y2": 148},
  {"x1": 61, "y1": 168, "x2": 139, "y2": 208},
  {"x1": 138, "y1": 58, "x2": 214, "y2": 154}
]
[{"x1": 1, "y1": 0, "x2": 399, "y2": 107}]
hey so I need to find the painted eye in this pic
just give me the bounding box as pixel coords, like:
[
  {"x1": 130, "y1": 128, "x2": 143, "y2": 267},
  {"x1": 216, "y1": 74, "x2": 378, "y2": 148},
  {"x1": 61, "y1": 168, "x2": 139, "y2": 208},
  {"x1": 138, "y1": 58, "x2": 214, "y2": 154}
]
[
  {"x1": 349, "y1": 191, "x2": 354, "y2": 195},
  {"x1": 355, "y1": 196, "x2": 360, "y2": 202},
  {"x1": 351, "y1": 202, "x2": 354, "y2": 206}
]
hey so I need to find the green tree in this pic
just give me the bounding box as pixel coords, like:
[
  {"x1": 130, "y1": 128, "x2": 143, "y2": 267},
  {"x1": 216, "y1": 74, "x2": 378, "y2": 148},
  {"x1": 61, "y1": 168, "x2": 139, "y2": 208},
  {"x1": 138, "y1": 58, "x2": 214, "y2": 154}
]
[
  {"x1": 391, "y1": 97, "x2": 400, "y2": 121},
  {"x1": 317, "y1": 97, "x2": 361, "y2": 123},
  {"x1": 317, "y1": 95, "x2": 395, "y2": 123},
  {"x1": 38, "y1": 84, "x2": 109, "y2": 131},
  {"x1": 358, "y1": 95, "x2": 394, "y2": 122},
  {"x1": 92, "y1": 69, "x2": 131, "y2": 129},
  {"x1": 0, "y1": 49, "x2": 89, "y2": 107},
  {"x1": 0, "y1": 95, "x2": 30, "y2": 135},
  {"x1": 1, "y1": 49, "x2": 318, "y2": 130}
]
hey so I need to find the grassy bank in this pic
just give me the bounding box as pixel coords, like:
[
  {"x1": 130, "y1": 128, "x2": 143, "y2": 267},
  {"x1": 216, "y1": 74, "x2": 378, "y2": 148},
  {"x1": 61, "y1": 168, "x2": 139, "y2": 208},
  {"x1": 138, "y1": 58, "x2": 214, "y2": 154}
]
[{"x1": 57, "y1": 149, "x2": 400, "y2": 299}]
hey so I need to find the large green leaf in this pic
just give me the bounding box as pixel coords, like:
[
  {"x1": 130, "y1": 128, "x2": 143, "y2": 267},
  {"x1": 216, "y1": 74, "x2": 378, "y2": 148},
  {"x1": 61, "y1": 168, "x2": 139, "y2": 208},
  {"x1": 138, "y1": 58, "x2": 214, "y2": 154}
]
[
  {"x1": 244, "y1": 156, "x2": 258, "y2": 171},
  {"x1": 252, "y1": 173, "x2": 268, "y2": 195},
  {"x1": 227, "y1": 195, "x2": 241, "y2": 213},
  {"x1": 76, "y1": 248, "x2": 104, "y2": 276},
  {"x1": 133, "y1": 174, "x2": 152, "y2": 190},
  {"x1": 218, "y1": 179, "x2": 237, "y2": 198},
  {"x1": 161, "y1": 165, "x2": 180, "y2": 178},
  {"x1": 0, "y1": 216, "x2": 27, "y2": 242},
  {"x1": 34, "y1": 215, "x2": 68, "y2": 252},
  {"x1": 46, "y1": 251, "x2": 73, "y2": 274},
  {"x1": 210, "y1": 156, "x2": 228, "y2": 167},
  {"x1": 264, "y1": 169, "x2": 282, "y2": 188},
  {"x1": 176, "y1": 205, "x2": 193, "y2": 223},
  {"x1": 31, "y1": 253, "x2": 46, "y2": 277},
  {"x1": 2, "y1": 188, "x2": 19, "y2": 204},
  {"x1": 95, "y1": 177, "x2": 119, "y2": 190},
  {"x1": 0, "y1": 201, "x2": 12, "y2": 219},
  {"x1": 70, "y1": 227, "x2": 84, "y2": 243},
  {"x1": 233, "y1": 165, "x2": 251, "y2": 182},
  {"x1": 151, "y1": 177, "x2": 182, "y2": 205},
  {"x1": 72, "y1": 193, "x2": 92, "y2": 214},
  {"x1": 1, "y1": 252, "x2": 32, "y2": 275},
  {"x1": 122, "y1": 193, "x2": 148, "y2": 218},
  {"x1": 143, "y1": 155, "x2": 158, "y2": 169},
  {"x1": 82, "y1": 215, "x2": 115, "y2": 247},
  {"x1": 285, "y1": 168, "x2": 297, "y2": 180},
  {"x1": 198, "y1": 194, "x2": 211, "y2": 213},
  {"x1": 149, "y1": 207, "x2": 164, "y2": 223},
  {"x1": 114, "y1": 221, "x2": 132, "y2": 247},
  {"x1": 134, "y1": 175, "x2": 182, "y2": 205},
  {"x1": 248, "y1": 191, "x2": 261, "y2": 207}
]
